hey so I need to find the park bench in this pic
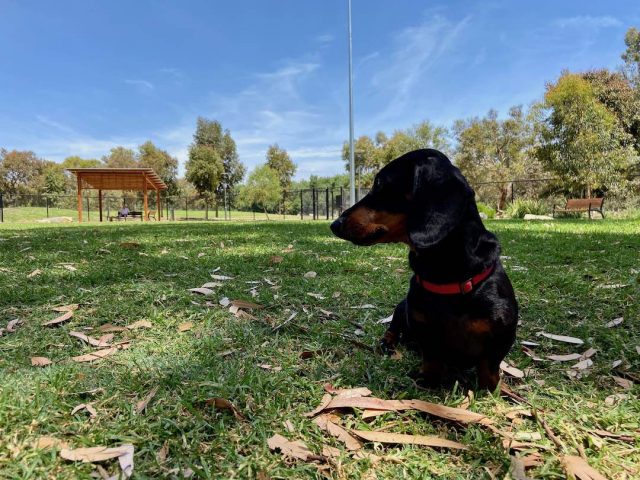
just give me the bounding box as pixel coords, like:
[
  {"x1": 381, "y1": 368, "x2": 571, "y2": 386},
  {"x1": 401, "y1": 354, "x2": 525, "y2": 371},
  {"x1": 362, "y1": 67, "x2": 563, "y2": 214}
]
[
  {"x1": 108, "y1": 211, "x2": 155, "y2": 221},
  {"x1": 553, "y1": 197, "x2": 605, "y2": 219}
]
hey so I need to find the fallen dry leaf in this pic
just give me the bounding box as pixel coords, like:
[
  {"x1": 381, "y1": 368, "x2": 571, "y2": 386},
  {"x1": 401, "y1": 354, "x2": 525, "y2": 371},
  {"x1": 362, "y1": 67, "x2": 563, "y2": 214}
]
[
  {"x1": 210, "y1": 274, "x2": 233, "y2": 281},
  {"x1": 305, "y1": 394, "x2": 333, "y2": 418},
  {"x1": 325, "y1": 396, "x2": 406, "y2": 412},
  {"x1": 119, "y1": 242, "x2": 140, "y2": 249},
  {"x1": 31, "y1": 356, "x2": 52, "y2": 367},
  {"x1": 178, "y1": 322, "x2": 193, "y2": 332},
  {"x1": 537, "y1": 332, "x2": 584, "y2": 345},
  {"x1": 350, "y1": 304, "x2": 375, "y2": 309},
  {"x1": 351, "y1": 430, "x2": 467, "y2": 450},
  {"x1": 157, "y1": 442, "x2": 168, "y2": 463},
  {"x1": 136, "y1": 386, "x2": 159, "y2": 414},
  {"x1": 71, "y1": 347, "x2": 117, "y2": 363},
  {"x1": 509, "y1": 456, "x2": 534, "y2": 480},
  {"x1": 42, "y1": 310, "x2": 73, "y2": 327},
  {"x1": 604, "y1": 393, "x2": 627, "y2": 406},
  {"x1": 62, "y1": 264, "x2": 77, "y2": 272},
  {"x1": 53, "y1": 304, "x2": 79, "y2": 312},
  {"x1": 27, "y1": 268, "x2": 42, "y2": 278},
  {"x1": 313, "y1": 414, "x2": 362, "y2": 451},
  {"x1": 561, "y1": 455, "x2": 607, "y2": 480},
  {"x1": 306, "y1": 292, "x2": 325, "y2": 300},
  {"x1": 98, "y1": 323, "x2": 127, "y2": 333},
  {"x1": 205, "y1": 397, "x2": 245, "y2": 419},
  {"x1": 270, "y1": 255, "x2": 284, "y2": 264},
  {"x1": 267, "y1": 434, "x2": 315, "y2": 462},
  {"x1": 60, "y1": 444, "x2": 133, "y2": 463},
  {"x1": 118, "y1": 444, "x2": 135, "y2": 477},
  {"x1": 547, "y1": 353, "x2": 582, "y2": 362},
  {"x1": 324, "y1": 384, "x2": 372, "y2": 398},
  {"x1": 230, "y1": 299, "x2": 263, "y2": 309},
  {"x1": 69, "y1": 331, "x2": 109, "y2": 347},
  {"x1": 6, "y1": 318, "x2": 21, "y2": 332},
  {"x1": 377, "y1": 315, "x2": 393, "y2": 324},
  {"x1": 403, "y1": 399, "x2": 491, "y2": 425},
  {"x1": 35, "y1": 436, "x2": 70, "y2": 450},
  {"x1": 571, "y1": 359, "x2": 593, "y2": 370},
  {"x1": 500, "y1": 361, "x2": 525, "y2": 379},
  {"x1": 612, "y1": 376, "x2": 633, "y2": 389},
  {"x1": 303, "y1": 271, "x2": 317, "y2": 279},
  {"x1": 605, "y1": 317, "x2": 623, "y2": 328},
  {"x1": 189, "y1": 287, "x2": 214, "y2": 296},
  {"x1": 71, "y1": 403, "x2": 97, "y2": 417},
  {"x1": 126, "y1": 320, "x2": 152, "y2": 330},
  {"x1": 201, "y1": 282, "x2": 222, "y2": 289},
  {"x1": 282, "y1": 244, "x2": 294, "y2": 253},
  {"x1": 362, "y1": 409, "x2": 389, "y2": 420},
  {"x1": 591, "y1": 429, "x2": 635, "y2": 442}
]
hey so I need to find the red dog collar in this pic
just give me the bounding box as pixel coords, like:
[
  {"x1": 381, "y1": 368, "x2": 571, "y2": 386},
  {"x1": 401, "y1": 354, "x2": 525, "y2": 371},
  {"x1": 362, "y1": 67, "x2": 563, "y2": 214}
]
[{"x1": 416, "y1": 264, "x2": 495, "y2": 295}]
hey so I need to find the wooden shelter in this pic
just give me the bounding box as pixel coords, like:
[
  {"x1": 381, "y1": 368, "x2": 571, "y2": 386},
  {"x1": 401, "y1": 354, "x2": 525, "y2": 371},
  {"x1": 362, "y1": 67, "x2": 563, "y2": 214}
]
[{"x1": 67, "y1": 168, "x2": 168, "y2": 222}]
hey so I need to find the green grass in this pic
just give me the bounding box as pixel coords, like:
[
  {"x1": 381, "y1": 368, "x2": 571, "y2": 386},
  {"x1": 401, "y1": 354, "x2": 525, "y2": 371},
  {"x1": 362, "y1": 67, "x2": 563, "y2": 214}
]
[
  {"x1": 0, "y1": 206, "x2": 312, "y2": 223},
  {"x1": 0, "y1": 220, "x2": 638, "y2": 479}
]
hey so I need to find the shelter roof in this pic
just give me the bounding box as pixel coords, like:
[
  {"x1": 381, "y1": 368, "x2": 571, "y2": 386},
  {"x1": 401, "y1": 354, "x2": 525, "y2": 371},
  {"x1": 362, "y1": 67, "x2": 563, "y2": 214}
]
[{"x1": 67, "y1": 168, "x2": 167, "y2": 191}]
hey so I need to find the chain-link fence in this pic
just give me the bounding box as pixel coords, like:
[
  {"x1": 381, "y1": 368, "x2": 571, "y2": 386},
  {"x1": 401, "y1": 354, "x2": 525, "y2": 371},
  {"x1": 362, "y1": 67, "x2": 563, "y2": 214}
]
[
  {"x1": 2, "y1": 178, "x2": 638, "y2": 223},
  {"x1": 0, "y1": 187, "x2": 371, "y2": 224}
]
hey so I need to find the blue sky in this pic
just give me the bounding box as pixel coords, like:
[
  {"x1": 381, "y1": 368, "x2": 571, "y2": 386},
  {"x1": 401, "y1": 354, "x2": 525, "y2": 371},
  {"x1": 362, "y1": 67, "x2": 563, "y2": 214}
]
[{"x1": 1, "y1": 0, "x2": 639, "y2": 179}]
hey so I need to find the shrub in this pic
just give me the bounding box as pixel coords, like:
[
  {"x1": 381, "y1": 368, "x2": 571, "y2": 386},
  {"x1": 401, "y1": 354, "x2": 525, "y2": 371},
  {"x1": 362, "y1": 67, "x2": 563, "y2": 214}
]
[
  {"x1": 505, "y1": 199, "x2": 549, "y2": 218},
  {"x1": 476, "y1": 202, "x2": 496, "y2": 219}
]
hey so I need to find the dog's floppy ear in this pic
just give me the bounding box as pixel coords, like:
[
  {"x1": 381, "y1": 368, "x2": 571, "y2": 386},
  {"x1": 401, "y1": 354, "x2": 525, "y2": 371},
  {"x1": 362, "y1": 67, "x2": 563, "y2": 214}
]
[{"x1": 407, "y1": 157, "x2": 472, "y2": 249}]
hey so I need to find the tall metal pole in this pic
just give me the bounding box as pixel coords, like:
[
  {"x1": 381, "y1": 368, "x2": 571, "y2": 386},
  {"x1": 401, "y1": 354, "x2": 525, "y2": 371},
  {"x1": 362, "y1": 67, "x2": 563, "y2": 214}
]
[{"x1": 347, "y1": 0, "x2": 356, "y2": 207}]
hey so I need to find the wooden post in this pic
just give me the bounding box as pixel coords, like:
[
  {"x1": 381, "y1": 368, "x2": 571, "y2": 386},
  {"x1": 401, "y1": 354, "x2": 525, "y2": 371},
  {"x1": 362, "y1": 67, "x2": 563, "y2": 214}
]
[
  {"x1": 156, "y1": 190, "x2": 161, "y2": 221},
  {"x1": 77, "y1": 174, "x2": 83, "y2": 223},
  {"x1": 143, "y1": 179, "x2": 148, "y2": 222},
  {"x1": 98, "y1": 189, "x2": 103, "y2": 222}
]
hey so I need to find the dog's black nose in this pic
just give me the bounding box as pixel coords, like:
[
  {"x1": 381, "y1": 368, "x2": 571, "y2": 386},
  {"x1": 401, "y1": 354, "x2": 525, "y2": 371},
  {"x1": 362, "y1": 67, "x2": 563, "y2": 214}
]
[{"x1": 330, "y1": 217, "x2": 344, "y2": 236}]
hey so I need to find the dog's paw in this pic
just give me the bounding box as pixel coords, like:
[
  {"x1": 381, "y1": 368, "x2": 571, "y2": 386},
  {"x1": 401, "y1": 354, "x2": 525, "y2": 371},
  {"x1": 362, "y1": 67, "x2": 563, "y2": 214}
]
[
  {"x1": 378, "y1": 330, "x2": 398, "y2": 355},
  {"x1": 378, "y1": 338, "x2": 397, "y2": 355}
]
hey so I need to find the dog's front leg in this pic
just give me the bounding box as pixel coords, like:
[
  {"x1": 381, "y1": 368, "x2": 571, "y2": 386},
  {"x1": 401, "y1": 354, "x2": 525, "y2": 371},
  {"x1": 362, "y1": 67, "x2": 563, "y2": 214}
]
[{"x1": 379, "y1": 299, "x2": 407, "y2": 354}]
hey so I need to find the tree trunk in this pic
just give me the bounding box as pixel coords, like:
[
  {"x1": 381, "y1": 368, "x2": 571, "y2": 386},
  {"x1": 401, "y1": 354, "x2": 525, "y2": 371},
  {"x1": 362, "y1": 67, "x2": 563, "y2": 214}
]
[{"x1": 263, "y1": 205, "x2": 270, "y2": 220}]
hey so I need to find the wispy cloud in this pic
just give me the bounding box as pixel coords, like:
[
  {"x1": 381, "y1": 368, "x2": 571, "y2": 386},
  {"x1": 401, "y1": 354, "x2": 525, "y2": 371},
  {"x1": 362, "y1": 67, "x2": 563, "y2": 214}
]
[
  {"x1": 124, "y1": 79, "x2": 155, "y2": 91},
  {"x1": 316, "y1": 33, "x2": 334, "y2": 44},
  {"x1": 553, "y1": 15, "x2": 621, "y2": 29},
  {"x1": 365, "y1": 14, "x2": 471, "y2": 126}
]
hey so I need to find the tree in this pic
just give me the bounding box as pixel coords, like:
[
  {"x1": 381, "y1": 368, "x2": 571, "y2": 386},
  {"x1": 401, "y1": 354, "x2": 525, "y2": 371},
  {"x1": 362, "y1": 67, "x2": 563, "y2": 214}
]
[
  {"x1": 622, "y1": 27, "x2": 640, "y2": 86},
  {"x1": 186, "y1": 118, "x2": 244, "y2": 208},
  {"x1": 534, "y1": 73, "x2": 637, "y2": 196},
  {"x1": 61, "y1": 156, "x2": 102, "y2": 169},
  {"x1": 41, "y1": 162, "x2": 67, "y2": 194},
  {"x1": 0, "y1": 149, "x2": 46, "y2": 196},
  {"x1": 342, "y1": 121, "x2": 449, "y2": 188},
  {"x1": 238, "y1": 165, "x2": 282, "y2": 219},
  {"x1": 266, "y1": 144, "x2": 296, "y2": 191},
  {"x1": 138, "y1": 141, "x2": 179, "y2": 194},
  {"x1": 581, "y1": 69, "x2": 640, "y2": 153},
  {"x1": 266, "y1": 144, "x2": 297, "y2": 213},
  {"x1": 102, "y1": 147, "x2": 137, "y2": 168},
  {"x1": 185, "y1": 146, "x2": 223, "y2": 198},
  {"x1": 453, "y1": 106, "x2": 539, "y2": 209}
]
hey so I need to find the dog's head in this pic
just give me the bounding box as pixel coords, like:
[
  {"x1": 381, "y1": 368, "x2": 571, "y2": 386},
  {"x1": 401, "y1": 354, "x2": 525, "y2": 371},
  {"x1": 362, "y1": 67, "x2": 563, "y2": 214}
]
[{"x1": 330, "y1": 149, "x2": 475, "y2": 249}]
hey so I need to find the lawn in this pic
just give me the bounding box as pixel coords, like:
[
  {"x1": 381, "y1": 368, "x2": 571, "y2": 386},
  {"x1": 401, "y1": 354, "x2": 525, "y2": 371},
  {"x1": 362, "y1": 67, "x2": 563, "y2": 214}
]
[
  {"x1": 0, "y1": 219, "x2": 638, "y2": 479},
  {"x1": 0, "y1": 206, "x2": 310, "y2": 223}
]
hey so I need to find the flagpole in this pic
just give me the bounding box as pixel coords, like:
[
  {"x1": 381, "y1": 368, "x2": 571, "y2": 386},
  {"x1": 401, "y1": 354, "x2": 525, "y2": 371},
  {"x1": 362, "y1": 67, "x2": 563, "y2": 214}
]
[{"x1": 347, "y1": 0, "x2": 356, "y2": 206}]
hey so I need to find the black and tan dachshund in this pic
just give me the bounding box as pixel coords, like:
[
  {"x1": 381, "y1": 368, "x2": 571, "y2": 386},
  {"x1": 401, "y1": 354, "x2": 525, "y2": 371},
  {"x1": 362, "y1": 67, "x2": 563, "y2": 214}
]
[{"x1": 330, "y1": 149, "x2": 517, "y2": 390}]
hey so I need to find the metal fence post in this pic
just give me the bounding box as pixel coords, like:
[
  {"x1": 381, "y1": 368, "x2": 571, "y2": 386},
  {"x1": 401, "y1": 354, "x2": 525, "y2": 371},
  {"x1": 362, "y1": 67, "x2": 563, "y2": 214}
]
[
  {"x1": 185, "y1": 198, "x2": 188, "y2": 221},
  {"x1": 312, "y1": 188, "x2": 317, "y2": 220},
  {"x1": 511, "y1": 182, "x2": 515, "y2": 203},
  {"x1": 46, "y1": 196, "x2": 50, "y2": 218},
  {"x1": 0, "y1": 192, "x2": 3, "y2": 223},
  {"x1": 300, "y1": 190, "x2": 303, "y2": 220},
  {"x1": 325, "y1": 188, "x2": 329, "y2": 220},
  {"x1": 86, "y1": 197, "x2": 90, "y2": 222},
  {"x1": 340, "y1": 187, "x2": 344, "y2": 214}
]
